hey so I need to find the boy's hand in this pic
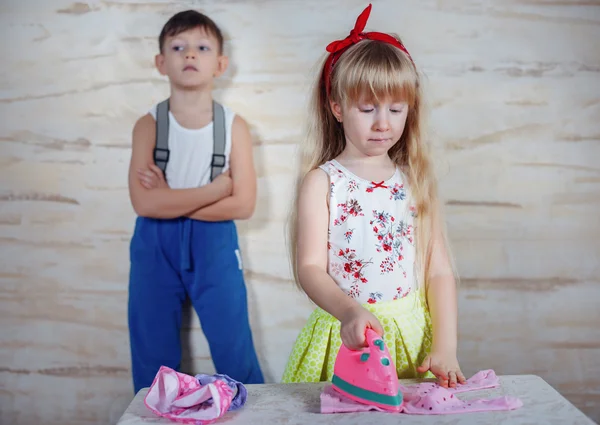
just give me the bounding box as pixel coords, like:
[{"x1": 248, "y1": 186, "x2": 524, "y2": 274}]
[
  {"x1": 417, "y1": 350, "x2": 466, "y2": 388},
  {"x1": 137, "y1": 165, "x2": 232, "y2": 199},
  {"x1": 211, "y1": 170, "x2": 233, "y2": 198},
  {"x1": 137, "y1": 164, "x2": 169, "y2": 189}
]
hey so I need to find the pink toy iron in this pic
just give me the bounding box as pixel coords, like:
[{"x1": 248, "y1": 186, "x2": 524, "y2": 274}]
[{"x1": 331, "y1": 328, "x2": 403, "y2": 412}]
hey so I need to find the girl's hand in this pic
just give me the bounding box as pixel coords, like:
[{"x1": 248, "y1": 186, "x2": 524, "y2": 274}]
[
  {"x1": 137, "y1": 164, "x2": 169, "y2": 189},
  {"x1": 339, "y1": 305, "x2": 384, "y2": 350},
  {"x1": 417, "y1": 350, "x2": 466, "y2": 388}
]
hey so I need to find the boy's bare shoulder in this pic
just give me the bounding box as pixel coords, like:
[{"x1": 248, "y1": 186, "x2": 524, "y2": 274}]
[
  {"x1": 132, "y1": 113, "x2": 155, "y2": 143},
  {"x1": 230, "y1": 112, "x2": 252, "y2": 149},
  {"x1": 231, "y1": 111, "x2": 250, "y2": 134},
  {"x1": 134, "y1": 112, "x2": 155, "y2": 129}
]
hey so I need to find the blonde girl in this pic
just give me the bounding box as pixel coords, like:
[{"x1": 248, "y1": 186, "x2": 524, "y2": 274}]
[{"x1": 282, "y1": 4, "x2": 465, "y2": 389}]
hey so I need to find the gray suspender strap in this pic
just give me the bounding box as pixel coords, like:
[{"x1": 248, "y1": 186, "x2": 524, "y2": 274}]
[
  {"x1": 154, "y1": 99, "x2": 170, "y2": 174},
  {"x1": 153, "y1": 99, "x2": 227, "y2": 181},
  {"x1": 210, "y1": 101, "x2": 226, "y2": 182}
]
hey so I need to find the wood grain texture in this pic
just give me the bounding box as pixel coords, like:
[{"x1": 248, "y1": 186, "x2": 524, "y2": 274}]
[{"x1": 1, "y1": 0, "x2": 599, "y2": 424}]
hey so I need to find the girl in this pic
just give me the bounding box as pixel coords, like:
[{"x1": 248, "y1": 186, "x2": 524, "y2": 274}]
[{"x1": 282, "y1": 4, "x2": 465, "y2": 389}]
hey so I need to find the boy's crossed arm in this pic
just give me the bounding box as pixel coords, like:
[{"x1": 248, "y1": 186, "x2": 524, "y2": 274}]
[
  {"x1": 130, "y1": 114, "x2": 257, "y2": 222},
  {"x1": 128, "y1": 114, "x2": 232, "y2": 219},
  {"x1": 186, "y1": 115, "x2": 257, "y2": 221}
]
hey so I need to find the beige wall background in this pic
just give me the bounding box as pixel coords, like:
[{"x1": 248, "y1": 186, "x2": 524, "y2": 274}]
[{"x1": 1, "y1": 0, "x2": 599, "y2": 424}]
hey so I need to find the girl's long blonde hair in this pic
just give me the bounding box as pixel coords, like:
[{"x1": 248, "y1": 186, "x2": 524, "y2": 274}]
[{"x1": 288, "y1": 38, "x2": 455, "y2": 296}]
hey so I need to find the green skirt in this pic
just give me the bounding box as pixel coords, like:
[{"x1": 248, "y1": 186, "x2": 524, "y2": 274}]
[{"x1": 281, "y1": 290, "x2": 435, "y2": 383}]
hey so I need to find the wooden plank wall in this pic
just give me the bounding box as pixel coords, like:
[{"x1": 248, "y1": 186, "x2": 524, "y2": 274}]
[{"x1": 1, "y1": 0, "x2": 598, "y2": 423}]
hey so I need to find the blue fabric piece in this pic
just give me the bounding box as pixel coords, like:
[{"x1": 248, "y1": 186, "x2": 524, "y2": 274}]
[{"x1": 196, "y1": 373, "x2": 248, "y2": 411}]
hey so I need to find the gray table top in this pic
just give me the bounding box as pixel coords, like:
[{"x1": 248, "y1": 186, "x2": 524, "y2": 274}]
[{"x1": 117, "y1": 375, "x2": 595, "y2": 424}]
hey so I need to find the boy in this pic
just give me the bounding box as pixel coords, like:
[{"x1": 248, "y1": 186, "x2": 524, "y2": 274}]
[{"x1": 127, "y1": 10, "x2": 264, "y2": 393}]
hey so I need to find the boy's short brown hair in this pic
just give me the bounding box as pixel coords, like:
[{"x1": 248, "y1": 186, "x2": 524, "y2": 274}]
[{"x1": 158, "y1": 10, "x2": 224, "y2": 54}]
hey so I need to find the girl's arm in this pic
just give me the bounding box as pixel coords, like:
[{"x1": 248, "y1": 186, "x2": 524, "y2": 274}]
[
  {"x1": 426, "y1": 222, "x2": 458, "y2": 356},
  {"x1": 417, "y1": 213, "x2": 466, "y2": 387},
  {"x1": 296, "y1": 169, "x2": 383, "y2": 349},
  {"x1": 186, "y1": 115, "x2": 257, "y2": 221},
  {"x1": 128, "y1": 114, "x2": 231, "y2": 219}
]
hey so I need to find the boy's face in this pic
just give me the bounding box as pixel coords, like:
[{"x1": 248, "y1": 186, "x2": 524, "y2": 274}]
[{"x1": 155, "y1": 26, "x2": 227, "y2": 89}]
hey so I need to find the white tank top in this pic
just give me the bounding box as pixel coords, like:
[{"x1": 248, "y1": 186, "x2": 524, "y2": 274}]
[
  {"x1": 319, "y1": 159, "x2": 418, "y2": 304},
  {"x1": 148, "y1": 103, "x2": 236, "y2": 189}
]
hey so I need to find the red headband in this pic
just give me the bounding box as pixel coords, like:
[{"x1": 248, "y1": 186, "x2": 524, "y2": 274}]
[{"x1": 323, "y1": 3, "x2": 414, "y2": 96}]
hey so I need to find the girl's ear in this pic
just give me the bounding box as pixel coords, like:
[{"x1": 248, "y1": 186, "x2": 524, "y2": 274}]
[{"x1": 329, "y1": 100, "x2": 343, "y2": 123}]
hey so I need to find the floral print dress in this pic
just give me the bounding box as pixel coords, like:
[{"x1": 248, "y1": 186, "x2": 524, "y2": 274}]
[
  {"x1": 321, "y1": 159, "x2": 417, "y2": 304},
  {"x1": 281, "y1": 159, "x2": 434, "y2": 384}
]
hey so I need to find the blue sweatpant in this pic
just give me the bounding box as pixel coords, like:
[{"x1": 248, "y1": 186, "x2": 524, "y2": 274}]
[{"x1": 128, "y1": 216, "x2": 264, "y2": 393}]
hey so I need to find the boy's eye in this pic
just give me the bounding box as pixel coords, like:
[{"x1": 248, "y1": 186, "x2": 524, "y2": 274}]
[
  {"x1": 172, "y1": 46, "x2": 184, "y2": 51},
  {"x1": 198, "y1": 45, "x2": 210, "y2": 51}
]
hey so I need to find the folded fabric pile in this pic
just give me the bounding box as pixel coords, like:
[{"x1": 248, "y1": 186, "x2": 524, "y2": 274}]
[
  {"x1": 144, "y1": 366, "x2": 247, "y2": 424},
  {"x1": 321, "y1": 369, "x2": 523, "y2": 415}
]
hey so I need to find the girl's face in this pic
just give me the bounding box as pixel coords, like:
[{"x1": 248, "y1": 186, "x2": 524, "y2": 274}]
[{"x1": 331, "y1": 98, "x2": 409, "y2": 158}]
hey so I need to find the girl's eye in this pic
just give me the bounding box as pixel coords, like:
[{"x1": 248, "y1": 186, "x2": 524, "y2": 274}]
[
  {"x1": 360, "y1": 108, "x2": 374, "y2": 113},
  {"x1": 391, "y1": 109, "x2": 404, "y2": 113}
]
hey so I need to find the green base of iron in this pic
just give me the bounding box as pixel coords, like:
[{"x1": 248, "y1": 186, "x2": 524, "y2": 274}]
[{"x1": 331, "y1": 374, "x2": 403, "y2": 407}]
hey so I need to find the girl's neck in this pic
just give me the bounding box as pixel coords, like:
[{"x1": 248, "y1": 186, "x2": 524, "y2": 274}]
[
  {"x1": 337, "y1": 151, "x2": 393, "y2": 167},
  {"x1": 335, "y1": 149, "x2": 396, "y2": 182}
]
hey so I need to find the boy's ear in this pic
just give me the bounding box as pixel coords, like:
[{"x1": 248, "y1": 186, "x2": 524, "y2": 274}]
[
  {"x1": 214, "y1": 55, "x2": 229, "y2": 78},
  {"x1": 155, "y1": 53, "x2": 167, "y2": 75}
]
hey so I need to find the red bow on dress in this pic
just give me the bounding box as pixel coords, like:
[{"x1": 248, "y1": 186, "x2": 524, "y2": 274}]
[{"x1": 323, "y1": 3, "x2": 414, "y2": 96}]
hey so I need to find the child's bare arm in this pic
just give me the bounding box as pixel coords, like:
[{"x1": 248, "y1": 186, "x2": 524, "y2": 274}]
[
  {"x1": 426, "y1": 222, "x2": 458, "y2": 355},
  {"x1": 186, "y1": 115, "x2": 257, "y2": 221},
  {"x1": 295, "y1": 169, "x2": 382, "y2": 349},
  {"x1": 296, "y1": 169, "x2": 353, "y2": 315},
  {"x1": 416, "y1": 212, "x2": 465, "y2": 387},
  {"x1": 128, "y1": 114, "x2": 231, "y2": 219}
]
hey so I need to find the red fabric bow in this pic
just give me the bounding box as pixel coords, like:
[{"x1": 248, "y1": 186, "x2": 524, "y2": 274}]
[
  {"x1": 323, "y1": 3, "x2": 414, "y2": 96},
  {"x1": 371, "y1": 181, "x2": 388, "y2": 189}
]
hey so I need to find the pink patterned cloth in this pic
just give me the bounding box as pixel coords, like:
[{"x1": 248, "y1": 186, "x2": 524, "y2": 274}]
[
  {"x1": 144, "y1": 366, "x2": 234, "y2": 424},
  {"x1": 321, "y1": 369, "x2": 523, "y2": 415}
]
